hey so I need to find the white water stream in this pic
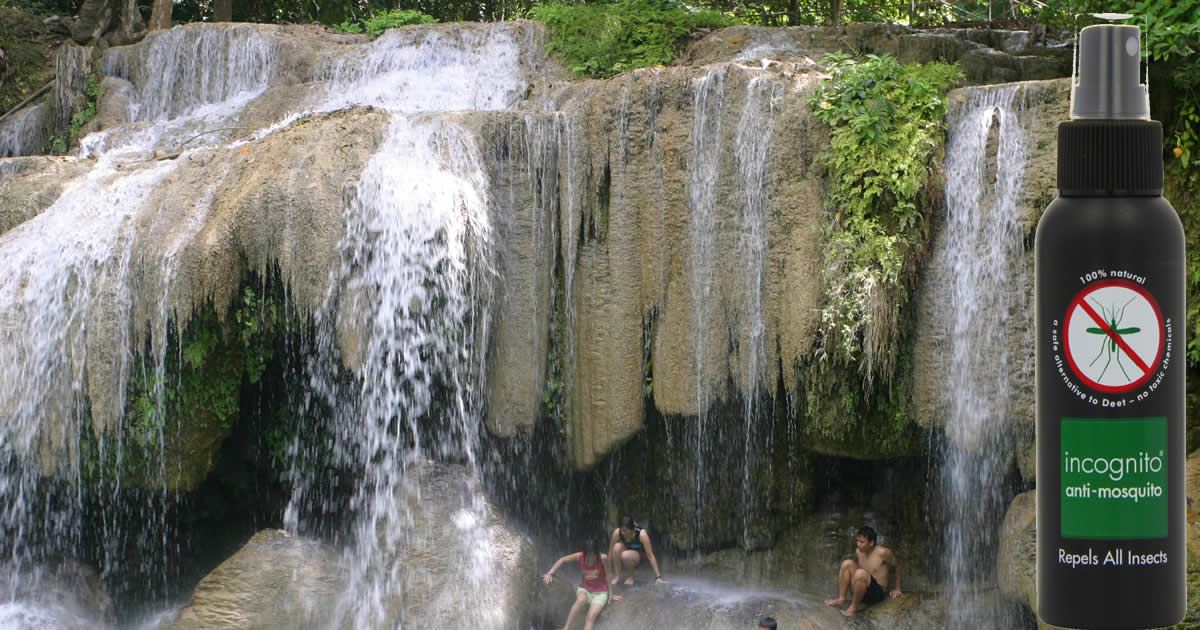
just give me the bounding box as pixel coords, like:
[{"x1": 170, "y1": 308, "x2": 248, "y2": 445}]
[
  {"x1": 0, "y1": 22, "x2": 533, "y2": 629},
  {"x1": 936, "y1": 84, "x2": 1032, "y2": 627}
]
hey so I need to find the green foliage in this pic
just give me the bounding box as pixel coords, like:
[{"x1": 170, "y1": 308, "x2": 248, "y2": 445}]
[
  {"x1": 531, "y1": 0, "x2": 737, "y2": 78},
  {"x1": 332, "y1": 18, "x2": 364, "y2": 33},
  {"x1": 334, "y1": 7, "x2": 436, "y2": 36},
  {"x1": 0, "y1": 6, "x2": 56, "y2": 117},
  {"x1": 808, "y1": 53, "x2": 961, "y2": 384},
  {"x1": 85, "y1": 281, "x2": 285, "y2": 489},
  {"x1": 66, "y1": 69, "x2": 101, "y2": 148},
  {"x1": 364, "y1": 8, "x2": 436, "y2": 34}
]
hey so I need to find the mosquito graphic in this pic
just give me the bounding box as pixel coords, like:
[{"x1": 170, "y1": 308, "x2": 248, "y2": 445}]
[{"x1": 1086, "y1": 295, "x2": 1140, "y2": 381}]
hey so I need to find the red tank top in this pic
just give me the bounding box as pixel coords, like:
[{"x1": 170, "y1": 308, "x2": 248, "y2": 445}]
[{"x1": 578, "y1": 552, "x2": 608, "y2": 593}]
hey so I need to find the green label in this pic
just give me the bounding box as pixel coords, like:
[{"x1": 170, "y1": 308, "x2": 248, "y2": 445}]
[{"x1": 1061, "y1": 417, "x2": 1168, "y2": 539}]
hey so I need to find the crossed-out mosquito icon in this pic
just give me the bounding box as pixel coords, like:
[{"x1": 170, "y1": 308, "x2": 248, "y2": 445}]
[{"x1": 1085, "y1": 295, "x2": 1141, "y2": 381}]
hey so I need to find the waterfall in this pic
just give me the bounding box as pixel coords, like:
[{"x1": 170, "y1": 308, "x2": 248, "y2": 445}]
[
  {"x1": 733, "y1": 75, "x2": 779, "y2": 548},
  {"x1": 292, "y1": 114, "x2": 495, "y2": 628},
  {"x1": 101, "y1": 26, "x2": 277, "y2": 123},
  {"x1": 684, "y1": 66, "x2": 724, "y2": 547},
  {"x1": 0, "y1": 160, "x2": 179, "y2": 608},
  {"x1": 278, "y1": 25, "x2": 526, "y2": 628},
  {"x1": 1, "y1": 21, "x2": 531, "y2": 627},
  {"x1": 936, "y1": 84, "x2": 1032, "y2": 625},
  {"x1": 0, "y1": 104, "x2": 47, "y2": 158}
]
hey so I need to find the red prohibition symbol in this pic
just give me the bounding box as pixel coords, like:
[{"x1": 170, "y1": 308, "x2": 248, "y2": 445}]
[{"x1": 1062, "y1": 278, "x2": 1164, "y2": 394}]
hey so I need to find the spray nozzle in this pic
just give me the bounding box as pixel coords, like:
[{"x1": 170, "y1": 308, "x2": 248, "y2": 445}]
[{"x1": 1070, "y1": 24, "x2": 1150, "y2": 120}]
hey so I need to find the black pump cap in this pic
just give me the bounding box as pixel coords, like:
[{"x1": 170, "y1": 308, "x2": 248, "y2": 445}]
[
  {"x1": 1071, "y1": 24, "x2": 1149, "y2": 120},
  {"x1": 1058, "y1": 120, "x2": 1163, "y2": 196}
]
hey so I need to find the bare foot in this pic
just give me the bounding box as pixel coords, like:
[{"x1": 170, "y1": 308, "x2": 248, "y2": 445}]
[
  {"x1": 612, "y1": 594, "x2": 623, "y2": 601},
  {"x1": 623, "y1": 577, "x2": 634, "y2": 585},
  {"x1": 824, "y1": 597, "x2": 845, "y2": 607},
  {"x1": 841, "y1": 606, "x2": 858, "y2": 617}
]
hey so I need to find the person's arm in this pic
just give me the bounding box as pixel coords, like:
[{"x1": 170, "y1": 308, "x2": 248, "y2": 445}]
[
  {"x1": 543, "y1": 552, "x2": 580, "y2": 585},
  {"x1": 609, "y1": 529, "x2": 622, "y2": 585},
  {"x1": 888, "y1": 550, "x2": 902, "y2": 597},
  {"x1": 641, "y1": 530, "x2": 664, "y2": 583},
  {"x1": 601, "y1": 553, "x2": 624, "y2": 600}
]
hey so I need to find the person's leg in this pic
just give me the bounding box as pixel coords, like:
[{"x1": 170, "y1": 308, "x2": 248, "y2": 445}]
[
  {"x1": 582, "y1": 596, "x2": 607, "y2": 630},
  {"x1": 560, "y1": 589, "x2": 588, "y2": 630},
  {"x1": 824, "y1": 559, "x2": 857, "y2": 606},
  {"x1": 620, "y1": 549, "x2": 642, "y2": 584},
  {"x1": 610, "y1": 542, "x2": 627, "y2": 583},
  {"x1": 841, "y1": 568, "x2": 870, "y2": 616}
]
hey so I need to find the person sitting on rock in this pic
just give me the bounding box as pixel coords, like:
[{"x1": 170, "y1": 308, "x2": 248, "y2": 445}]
[
  {"x1": 757, "y1": 616, "x2": 778, "y2": 629},
  {"x1": 608, "y1": 515, "x2": 663, "y2": 586},
  {"x1": 823, "y1": 525, "x2": 902, "y2": 616},
  {"x1": 543, "y1": 538, "x2": 618, "y2": 630}
]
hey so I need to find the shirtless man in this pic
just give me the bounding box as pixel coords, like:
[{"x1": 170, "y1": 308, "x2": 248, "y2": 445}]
[{"x1": 823, "y1": 526, "x2": 902, "y2": 616}]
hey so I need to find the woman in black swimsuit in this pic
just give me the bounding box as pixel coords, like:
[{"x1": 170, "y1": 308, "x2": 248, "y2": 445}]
[{"x1": 607, "y1": 515, "x2": 663, "y2": 586}]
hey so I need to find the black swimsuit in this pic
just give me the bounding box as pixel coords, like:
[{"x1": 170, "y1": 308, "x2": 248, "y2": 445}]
[
  {"x1": 863, "y1": 575, "x2": 887, "y2": 605},
  {"x1": 620, "y1": 527, "x2": 645, "y2": 551}
]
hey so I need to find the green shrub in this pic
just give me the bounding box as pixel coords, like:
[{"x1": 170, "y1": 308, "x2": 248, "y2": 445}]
[
  {"x1": 808, "y1": 53, "x2": 962, "y2": 385},
  {"x1": 332, "y1": 8, "x2": 437, "y2": 38},
  {"x1": 366, "y1": 9, "x2": 438, "y2": 37},
  {"x1": 531, "y1": 0, "x2": 737, "y2": 78}
]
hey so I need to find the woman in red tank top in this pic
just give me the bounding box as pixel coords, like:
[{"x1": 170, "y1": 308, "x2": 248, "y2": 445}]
[{"x1": 542, "y1": 539, "x2": 620, "y2": 630}]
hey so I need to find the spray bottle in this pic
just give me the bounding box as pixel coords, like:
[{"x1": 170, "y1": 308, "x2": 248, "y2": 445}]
[{"x1": 1036, "y1": 23, "x2": 1185, "y2": 629}]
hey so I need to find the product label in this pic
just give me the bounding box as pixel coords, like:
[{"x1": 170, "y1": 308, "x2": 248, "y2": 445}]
[
  {"x1": 1061, "y1": 417, "x2": 1168, "y2": 539},
  {"x1": 1049, "y1": 270, "x2": 1174, "y2": 406}
]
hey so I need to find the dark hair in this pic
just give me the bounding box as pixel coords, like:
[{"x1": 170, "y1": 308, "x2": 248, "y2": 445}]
[
  {"x1": 619, "y1": 515, "x2": 637, "y2": 529},
  {"x1": 582, "y1": 538, "x2": 601, "y2": 562},
  {"x1": 856, "y1": 526, "x2": 878, "y2": 544},
  {"x1": 758, "y1": 617, "x2": 777, "y2": 630}
]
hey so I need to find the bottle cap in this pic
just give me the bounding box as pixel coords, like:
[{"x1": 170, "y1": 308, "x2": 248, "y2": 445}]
[{"x1": 1070, "y1": 24, "x2": 1149, "y2": 120}]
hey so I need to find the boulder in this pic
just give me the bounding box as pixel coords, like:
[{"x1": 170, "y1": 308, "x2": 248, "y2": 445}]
[
  {"x1": 169, "y1": 461, "x2": 540, "y2": 629},
  {"x1": 996, "y1": 489, "x2": 1036, "y2": 612},
  {"x1": 169, "y1": 529, "x2": 346, "y2": 630}
]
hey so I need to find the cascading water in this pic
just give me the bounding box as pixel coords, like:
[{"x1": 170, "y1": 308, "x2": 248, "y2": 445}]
[
  {"x1": 685, "y1": 66, "x2": 724, "y2": 548},
  {"x1": 733, "y1": 75, "x2": 780, "y2": 548},
  {"x1": 0, "y1": 160, "x2": 180, "y2": 613},
  {"x1": 935, "y1": 84, "x2": 1032, "y2": 625},
  {"x1": 0, "y1": 104, "x2": 46, "y2": 158},
  {"x1": 1, "y1": 21, "x2": 534, "y2": 628}
]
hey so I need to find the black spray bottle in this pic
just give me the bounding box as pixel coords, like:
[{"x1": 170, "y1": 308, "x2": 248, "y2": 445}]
[{"x1": 1036, "y1": 23, "x2": 1185, "y2": 629}]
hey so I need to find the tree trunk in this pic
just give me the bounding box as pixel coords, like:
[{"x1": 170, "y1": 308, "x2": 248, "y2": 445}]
[
  {"x1": 214, "y1": 0, "x2": 233, "y2": 22},
  {"x1": 787, "y1": 0, "x2": 799, "y2": 25},
  {"x1": 830, "y1": 0, "x2": 842, "y2": 25},
  {"x1": 71, "y1": 0, "x2": 144, "y2": 45},
  {"x1": 70, "y1": 0, "x2": 114, "y2": 43},
  {"x1": 149, "y1": 0, "x2": 173, "y2": 30}
]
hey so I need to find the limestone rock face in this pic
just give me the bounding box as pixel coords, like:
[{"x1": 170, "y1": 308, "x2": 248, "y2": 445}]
[
  {"x1": 169, "y1": 461, "x2": 539, "y2": 630},
  {"x1": 681, "y1": 24, "x2": 1070, "y2": 85},
  {"x1": 0, "y1": 20, "x2": 1079, "y2": 486},
  {"x1": 0, "y1": 156, "x2": 93, "y2": 234},
  {"x1": 545, "y1": 62, "x2": 828, "y2": 467}
]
